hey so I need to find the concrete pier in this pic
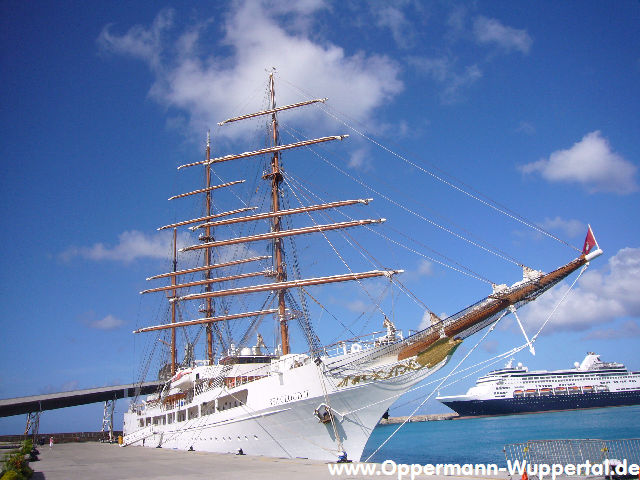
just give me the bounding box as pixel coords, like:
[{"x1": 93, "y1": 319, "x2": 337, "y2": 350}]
[
  {"x1": 379, "y1": 413, "x2": 458, "y2": 424},
  {"x1": 29, "y1": 442, "x2": 510, "y2": 479}
]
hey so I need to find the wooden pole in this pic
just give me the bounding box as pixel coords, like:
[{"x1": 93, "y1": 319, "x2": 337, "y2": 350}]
[
  {"x1": 204, "y1": 132, "x2": 214, "y2": 365},
  {"x1": 171, "y1": 228, "x2": 177, "y2": 376},
  {"x1": 268, "y1": 73, "x2": 290, "y2": 356}
]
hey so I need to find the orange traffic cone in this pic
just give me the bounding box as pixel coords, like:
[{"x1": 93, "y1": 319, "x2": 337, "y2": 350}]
[{"x1": 522, "y1": 471, "x2": 528, "y2": 480}]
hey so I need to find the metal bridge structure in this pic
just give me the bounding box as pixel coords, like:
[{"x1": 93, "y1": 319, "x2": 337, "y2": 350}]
[{"x1": 0, "y1": 381, "x2": 162, "y2": 418}]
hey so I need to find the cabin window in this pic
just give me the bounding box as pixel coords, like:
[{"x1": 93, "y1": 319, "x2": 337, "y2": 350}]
[
  {"x1": 216, "y1": 389, "x2": 248, "y2": 411},
  {"x1": 177, "y1": 410, "x2": 186, "y2": 422},
  {"x1": 188, "y1": 405, "x2": 199, "y2": 419},
  {"x1": 201, "y1": 401, "x2": 215, "y2": 416}
]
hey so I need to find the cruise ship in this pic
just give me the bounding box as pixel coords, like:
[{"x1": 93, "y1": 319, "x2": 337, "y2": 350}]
[{"x1": 437, "y1": 353, "x2": 640, "y2": 416}]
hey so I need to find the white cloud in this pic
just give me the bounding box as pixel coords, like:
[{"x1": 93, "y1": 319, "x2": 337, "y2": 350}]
[
  {"x1": 346, "y1": 299, "x2": 368, "y2": 313},
  {"x1": 417, "y1": 259, "x2": 435, "y2": 276},
  {"x1": 516, "y1": 121, "x2": 535, "y2": 135},
  {"x1": 446, "y1": 6, "x2": 467, "y2": 37},
  {"x1": 521, "y1": 131, "x2": 638, "y2": 194},
  {"x1": 374, "y1": 5, "x2": 413, "y2": 48},
  {"x1": 409, "y1": 56, "x2": 482, "y2": 103},
  {"x1": 519, "y1": 247, "x2": 640, "y2": 334},
  {"x1": 481, "y1": 339, "x2": 500, "y2": 353},
  {"x1": 582, "y1": 320, "x2": 640, "y2": 340},
  {"x1": 89, "y1": 314, "x2": 125, "y2": 330},
  {"x1": 539, "y1": 217, "x2": 585, "y2": 238},
  {"x1": 98, "y1": 2, "x2": 403, "y2": 140},
  {"x1": 347, "y1": 147, "x2": 373, "y2": 171},
  {"x1": 473, "y1": 16, "x2": 532, "y2": 54},
  {"x1": 60, "y1": 230, "x2": 193, "y2": 263},
  {"x1": 417, "y1": 309, "x2": 447, "y2": 331},
  {"x1": 99, "y1": 9, "x2": 174, "y2": 68}
]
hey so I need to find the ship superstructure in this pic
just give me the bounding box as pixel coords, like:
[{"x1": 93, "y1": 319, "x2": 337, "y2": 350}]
[{"x1": 437, "y1": 353, "x2": 640, "y2": 416}]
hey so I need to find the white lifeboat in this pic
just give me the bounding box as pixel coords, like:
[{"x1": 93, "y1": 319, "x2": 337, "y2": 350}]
[{"x1": 170, "y1": 368, "x2": 194, "y2": 390}]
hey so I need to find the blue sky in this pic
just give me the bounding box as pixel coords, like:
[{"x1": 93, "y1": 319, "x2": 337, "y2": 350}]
[{"x1": 1, "y1": 1, "x2": 639, "y2": 434}]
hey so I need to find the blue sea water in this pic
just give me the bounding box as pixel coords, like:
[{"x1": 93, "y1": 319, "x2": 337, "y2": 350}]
[{"x1": 361, "y1": 405, "x2": 640, "y2": 465}]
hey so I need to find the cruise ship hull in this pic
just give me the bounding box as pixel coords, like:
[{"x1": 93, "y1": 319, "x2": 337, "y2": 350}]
[
  {"x1": 438, "y1": 353, "x2": 640, "y2": 417},
  {"x1": 441, "y1": 390, "x2": 640, "y2": 416}
]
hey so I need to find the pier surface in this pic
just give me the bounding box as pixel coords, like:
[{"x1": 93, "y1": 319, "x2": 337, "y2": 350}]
[{"x1": 29, "y1": 442, "x2": 509, "y2": 479}]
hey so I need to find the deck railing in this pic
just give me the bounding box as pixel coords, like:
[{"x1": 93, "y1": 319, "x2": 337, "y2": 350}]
[{"x1": 504, "y1": 438, "x2": 640, "y2": 476}]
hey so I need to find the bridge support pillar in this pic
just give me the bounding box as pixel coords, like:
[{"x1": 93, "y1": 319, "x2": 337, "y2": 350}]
[
  {"x1": 101, "y1": 399, "x2": 116, "y2": 442},
  {"x1": 24, "y1": 411, "x2": 42, "y2": 440}
]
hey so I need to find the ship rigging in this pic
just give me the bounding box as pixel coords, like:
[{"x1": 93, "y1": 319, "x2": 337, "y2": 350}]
[{"x1": 123, "y1": 72, "x2": 602, "y2": 461}]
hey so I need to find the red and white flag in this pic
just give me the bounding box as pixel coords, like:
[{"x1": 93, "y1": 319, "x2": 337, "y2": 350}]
[{"x1": 582, "y1": 225, "x2": 597, "y2": 255}]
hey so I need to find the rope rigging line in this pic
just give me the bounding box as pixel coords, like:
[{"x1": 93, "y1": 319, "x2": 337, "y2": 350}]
[
  {"x1": 347, "y1": 260, "x2": 588, "y2": 429},
  {"x1": 314, "y1": 361, "x2": 345, "y2": 454},
  {"x1": 284, "y1": 170, "x2": 429, "y2": 341},
  {"x1": 282, "y1": 170, "x2": 387, "y2": 270},
  {"x1": 279, "y1": 189, "x2": 323, "y2": 355},
  {"x1": 387, "y1": 224, "x2": 496, "y2": 285},
  {"x1": 207, "y1": 170, "x2": 277, "y2": 352},
  {"x1": 530, "y1": 263, "x2": 589, "y2": 343},
  {"x1": 283, "y1": 168, "x2": 495, "y2": 341},
  {"x1": 277, "y1": 76, "x2": 580, "y2": 253},
  {"x1": 237, "y1": 294, "x2": 277, "y2": 348},
  {"x1": 283, "y1": 168, "x2": 493, "y2": 285},
  {"x1": 341, "y1": 343, "x2": 528, "y2": 418},
  {"x1": 363, "y1": 309, "x2": 508, "y2": 462},
  {"x1": 282, "y1": 172, "x2": 391, "y2": 321},
  {"x1": 392, "y1": 345, "x2": 526, "y2": 411},
  {"x1": 298, "y1": 285, "x2": 358, "y2": 340},
  {"x1": 279, "y1": 124, "x2": 521, "y2": 270}
]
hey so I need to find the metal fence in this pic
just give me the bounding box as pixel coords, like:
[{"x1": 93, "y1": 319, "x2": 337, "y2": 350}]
[{"x1": 505, "y1": 438, "x2": 640, "y2": 473}]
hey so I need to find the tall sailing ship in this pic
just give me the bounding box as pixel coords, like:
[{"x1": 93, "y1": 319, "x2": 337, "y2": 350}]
[{"x1": 122, "y1": 73, "x2": 603, "y2": 461}]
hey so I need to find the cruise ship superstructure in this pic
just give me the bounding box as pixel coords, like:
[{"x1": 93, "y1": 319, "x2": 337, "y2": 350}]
[{"x1": 437, "y1": 353, "x2": 640, "y2": 417}]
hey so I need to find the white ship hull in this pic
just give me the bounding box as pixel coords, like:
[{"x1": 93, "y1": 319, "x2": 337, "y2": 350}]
[{"x1": 124, "y1": 349, "x2": 449, "y2": 461}]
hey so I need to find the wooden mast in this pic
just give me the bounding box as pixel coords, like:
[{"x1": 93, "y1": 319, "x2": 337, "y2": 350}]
[
  {"x1": 204, "y1": 132, "x2": 214, "y2": 365},
  {"x1": 141, "y1": 76, "x2": 375, "y2": 361},
  {"x1": 268, "y1": 72, "x2": 290, "y2": 356},
  {"x1": 171, "y1": 228, "x2": 177, "y2": 376}
]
